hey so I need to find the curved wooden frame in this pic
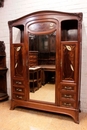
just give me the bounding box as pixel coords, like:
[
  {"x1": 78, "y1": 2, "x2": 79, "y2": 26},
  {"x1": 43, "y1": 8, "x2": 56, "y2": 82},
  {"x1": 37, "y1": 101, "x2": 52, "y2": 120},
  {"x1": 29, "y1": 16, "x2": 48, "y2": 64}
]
[{"x1": 8, "y1": 10, "x2": 83, "y2": 123}]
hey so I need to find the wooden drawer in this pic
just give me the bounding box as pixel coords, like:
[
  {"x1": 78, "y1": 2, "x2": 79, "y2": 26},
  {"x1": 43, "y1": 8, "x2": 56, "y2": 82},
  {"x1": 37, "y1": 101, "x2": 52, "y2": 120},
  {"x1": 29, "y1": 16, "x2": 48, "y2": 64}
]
[
  {"x1": 13, "y1": 93, "x2": 25, "y2": 100},
  {"x1": 29, "y1": 60, "x2": 38, "y2": 65},
  {"x1": 29, "y1": 59, "x2": 37, "y2": 62},
  {"x1": 29, "y1": 63, "x2": 37, "y2": 67},
  {"x1": 60, "y1": 92, "x2": 76, "y2": 101},
  {"x1": 29, "y1": 51, "x2": 38, "y2": 67},
  {"x1": 13, "y1": 86, "x2": 25, "y2": 93},
  {"x1": 13, "y1": 79, "x2": 24, "y2": 86},
  {"x1": 60, "y1": 100, "x2": 76, "y2": 108},
  {"x1": 29, "y1": 55, "x2": 37, "y2": 59},
  {"x1": 60, "y1": 84, "x2": 76, "y2": 92}
]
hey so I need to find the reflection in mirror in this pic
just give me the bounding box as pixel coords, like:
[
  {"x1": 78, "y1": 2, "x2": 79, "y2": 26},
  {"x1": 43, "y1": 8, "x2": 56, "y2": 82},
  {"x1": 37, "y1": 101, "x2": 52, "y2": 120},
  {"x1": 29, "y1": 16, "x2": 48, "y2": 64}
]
[{"x1": 29, "y1": 32, "x2": 56, "y2": 103}]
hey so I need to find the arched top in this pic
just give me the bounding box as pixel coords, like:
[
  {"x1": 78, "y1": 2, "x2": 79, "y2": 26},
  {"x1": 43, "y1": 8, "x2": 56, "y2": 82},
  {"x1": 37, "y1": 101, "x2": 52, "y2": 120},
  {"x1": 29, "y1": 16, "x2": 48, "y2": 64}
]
[{"x1": 8, "y1": 10, "x2": 83, "y2": 27}]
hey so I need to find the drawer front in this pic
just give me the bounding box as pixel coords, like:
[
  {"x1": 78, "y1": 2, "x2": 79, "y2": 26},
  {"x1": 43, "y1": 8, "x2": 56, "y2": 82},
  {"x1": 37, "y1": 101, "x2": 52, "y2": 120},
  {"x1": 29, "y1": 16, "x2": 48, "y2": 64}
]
[
  {"x1": 29, "y1": 51, "x2": 38, "y2": 67},
  {"x1": 13, "y1": 79, "x2": 24, "y2": 86},
  {"x1": 13, "y1": 86, "x2": 25, "y2": 93},
  {"x1": 60, "y1": 92, "x2": 76, "y2": 101},
  {"x1": 13, "y1": 93, "x2": 25, "y2": 100},
  {"x1": 29, "y1": 59, "x2": 37, "y2": 63},
  {"x1": 29, "y1": 55, "x2": 37, "y2": 59},
  {"x1": 61, "y1": 85, "x2": 76, "y2": 92},
  {"x1": 59, "y1": 83, "x2": 77, "y2": 108},
  {"x1": 60, "y1": 100, "x2": 76, "y2": 108},
  {"x1": 29, "y1": 63, "x2": 37, "y2": 67}
]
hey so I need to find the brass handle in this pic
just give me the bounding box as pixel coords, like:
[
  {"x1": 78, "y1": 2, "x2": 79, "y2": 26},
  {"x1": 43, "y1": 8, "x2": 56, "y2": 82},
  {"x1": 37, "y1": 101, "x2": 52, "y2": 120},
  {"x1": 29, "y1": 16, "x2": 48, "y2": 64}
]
[
  {"x1": 16, "y1": 95, "x2": 22, "y2": 99},
  {"x1": 16, "y1": 81, "x2": 22, "y2": 85},
  {"x1": 63, "y1": 94, "x2": 72, "y2": 98},
  {"x1": 64, "y1": 86, "x2": 72, "y2": 90},
  {"x1": 16, "y1": 88, "x2": 22, "y2": 92},
  {"x1": 63, "y1": 102, "x2": 72, "y2": 106}
]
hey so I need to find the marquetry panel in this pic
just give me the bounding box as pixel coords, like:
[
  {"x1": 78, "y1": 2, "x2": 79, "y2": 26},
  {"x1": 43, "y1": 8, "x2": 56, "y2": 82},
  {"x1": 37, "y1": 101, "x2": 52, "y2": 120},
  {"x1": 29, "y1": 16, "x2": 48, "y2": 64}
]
[
  {"x1": 61, "y1": 43, "x2": 78, "y2": 81},
  {"x1": 14, "y1": 45, "x2": 23, "y2": 77}
]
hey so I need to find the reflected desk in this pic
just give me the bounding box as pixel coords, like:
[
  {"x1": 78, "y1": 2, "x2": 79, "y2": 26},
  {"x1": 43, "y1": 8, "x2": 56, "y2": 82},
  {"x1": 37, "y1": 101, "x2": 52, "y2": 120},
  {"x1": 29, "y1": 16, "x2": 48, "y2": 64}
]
[
  {"x1": 39, "y1": 65, "x2": 56, "y2": 85},
  {"x1": 29, "y1": 66, "x2": 42, "y2": 92},
  {"x1": 29, "y1": 65, "x2": 55, "y2": 92}
]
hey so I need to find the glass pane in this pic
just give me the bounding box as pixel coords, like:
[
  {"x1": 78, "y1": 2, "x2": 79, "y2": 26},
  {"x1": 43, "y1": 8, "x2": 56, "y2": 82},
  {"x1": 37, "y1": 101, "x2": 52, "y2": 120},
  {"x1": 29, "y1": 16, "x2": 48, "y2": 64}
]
[
  {"x1": 12, "y1": 26, "x2": 24, "y2": 44},
  {"x1": 61, "y1": 20, "x2": 78, "y2": 41}
]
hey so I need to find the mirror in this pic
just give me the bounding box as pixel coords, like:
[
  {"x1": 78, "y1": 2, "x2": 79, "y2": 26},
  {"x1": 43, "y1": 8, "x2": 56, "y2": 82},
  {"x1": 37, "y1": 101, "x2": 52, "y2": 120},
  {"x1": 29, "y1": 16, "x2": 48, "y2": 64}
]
[{"x1": 28, "y1": 32, "x2": 56, "y2": 103}]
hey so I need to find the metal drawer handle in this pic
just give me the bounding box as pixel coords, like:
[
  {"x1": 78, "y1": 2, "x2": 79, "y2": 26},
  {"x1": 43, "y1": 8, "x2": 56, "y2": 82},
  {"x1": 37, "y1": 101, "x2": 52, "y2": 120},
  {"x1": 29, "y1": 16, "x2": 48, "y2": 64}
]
[
  {"x1": 16, "y1": 81, "x2": 22, "y2": 85},
  {"x1": 64, "y1": 86, "x2": 72, "y2": 90},
  {"x1": 16, "y1": 95, "x2": 22, "y2": 99},
  {"x1": 63, "y1": 102, "x2": 72, "y2": 106},
  {"x1": 63, "y1": 94, "x2": 72, "y2": 98},
  {"x1": 16, "y1": 88, "x2": 22, "y2": 92}
]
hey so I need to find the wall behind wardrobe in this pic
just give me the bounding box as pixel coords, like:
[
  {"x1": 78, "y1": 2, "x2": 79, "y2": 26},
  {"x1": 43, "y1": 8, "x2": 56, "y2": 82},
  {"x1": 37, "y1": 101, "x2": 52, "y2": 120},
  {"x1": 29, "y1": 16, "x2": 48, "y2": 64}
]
[{"x1": 0, "y1": 0, "x2": 87, "y2": 112}]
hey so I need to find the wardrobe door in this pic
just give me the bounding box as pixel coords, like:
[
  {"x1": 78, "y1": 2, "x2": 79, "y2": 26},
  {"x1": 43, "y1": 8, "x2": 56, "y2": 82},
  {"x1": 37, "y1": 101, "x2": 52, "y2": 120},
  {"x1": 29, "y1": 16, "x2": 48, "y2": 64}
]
[
  {"x1": 10, "y1": 26, "x2": 29, "y2": 102},
  {"x1": 60, "y1": 42, "x2": 79, "y2": 109}
]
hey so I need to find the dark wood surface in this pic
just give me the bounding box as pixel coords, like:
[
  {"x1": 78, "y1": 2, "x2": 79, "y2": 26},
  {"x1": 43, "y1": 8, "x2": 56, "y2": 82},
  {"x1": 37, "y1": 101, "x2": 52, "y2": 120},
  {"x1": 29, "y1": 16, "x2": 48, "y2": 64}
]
[
  {"x1": 0, "y1": 41, "x2": 8, "y2": 101},
  {"x1": 29, "y1": 66, "x2": 41, "y2": 92},
  {"x1": 8, "y1": 10, "x2": 83, "y2": 123}
]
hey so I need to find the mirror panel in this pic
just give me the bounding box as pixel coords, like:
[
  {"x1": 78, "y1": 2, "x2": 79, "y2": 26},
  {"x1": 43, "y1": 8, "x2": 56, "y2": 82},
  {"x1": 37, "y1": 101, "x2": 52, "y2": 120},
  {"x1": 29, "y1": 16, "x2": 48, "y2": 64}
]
[{"x1": 29, "y1": 32, "x2": 56, "y2": 103}]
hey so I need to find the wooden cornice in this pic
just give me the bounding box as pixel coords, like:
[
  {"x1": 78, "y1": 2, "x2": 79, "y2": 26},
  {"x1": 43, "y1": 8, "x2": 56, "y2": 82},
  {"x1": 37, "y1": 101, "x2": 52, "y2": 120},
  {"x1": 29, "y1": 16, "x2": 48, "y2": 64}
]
[{"x1": 0, "y1": 0, "x2": 4, "y2": 7}]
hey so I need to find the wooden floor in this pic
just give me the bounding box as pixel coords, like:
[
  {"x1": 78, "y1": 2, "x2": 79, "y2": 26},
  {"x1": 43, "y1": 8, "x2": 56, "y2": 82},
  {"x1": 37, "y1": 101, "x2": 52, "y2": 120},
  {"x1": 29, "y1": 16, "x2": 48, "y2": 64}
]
[{"x1": 0, "y1": 100, "x2": 87, "y2": 130}]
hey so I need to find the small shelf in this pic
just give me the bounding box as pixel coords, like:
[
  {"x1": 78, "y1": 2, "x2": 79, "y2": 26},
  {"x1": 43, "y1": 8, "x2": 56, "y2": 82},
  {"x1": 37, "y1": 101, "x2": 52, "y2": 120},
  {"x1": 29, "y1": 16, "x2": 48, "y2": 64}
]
[
  {"x1": 0, "y1": 41, "x2": 8, "y2": 101},
  {"x1": 0, "y1": 93, "x2": 8, "y2": 101},
  {"x1": 61, "y1": 20, "x2": 78, "y2": 41},
  {"x1": 0, "y1": 55, "x2": 5, "y2": 57}
]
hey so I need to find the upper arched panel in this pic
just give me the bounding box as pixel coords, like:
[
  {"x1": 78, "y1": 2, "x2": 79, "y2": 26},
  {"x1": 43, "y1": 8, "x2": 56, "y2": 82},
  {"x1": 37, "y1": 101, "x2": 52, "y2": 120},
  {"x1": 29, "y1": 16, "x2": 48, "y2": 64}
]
[
  {"x1": 26, "y1": 19, "x2": 58, "y2": 35},
  {"x1": 8, "y1": 10, "x2": 83, "y2": 27}
]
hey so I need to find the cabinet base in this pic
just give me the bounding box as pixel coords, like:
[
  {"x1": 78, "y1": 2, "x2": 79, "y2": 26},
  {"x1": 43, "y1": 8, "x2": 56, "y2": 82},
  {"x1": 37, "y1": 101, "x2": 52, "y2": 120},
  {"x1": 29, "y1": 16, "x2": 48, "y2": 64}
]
[{"x1": 10, "y1": 99, "x2": 79, "y2": 124}]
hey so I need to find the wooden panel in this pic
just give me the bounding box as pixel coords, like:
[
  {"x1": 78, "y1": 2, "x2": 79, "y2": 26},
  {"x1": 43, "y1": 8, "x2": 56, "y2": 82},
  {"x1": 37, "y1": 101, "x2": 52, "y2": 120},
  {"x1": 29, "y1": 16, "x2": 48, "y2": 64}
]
[{"x1": 29, "y1": 51, "x2": 38, "y2": 67}]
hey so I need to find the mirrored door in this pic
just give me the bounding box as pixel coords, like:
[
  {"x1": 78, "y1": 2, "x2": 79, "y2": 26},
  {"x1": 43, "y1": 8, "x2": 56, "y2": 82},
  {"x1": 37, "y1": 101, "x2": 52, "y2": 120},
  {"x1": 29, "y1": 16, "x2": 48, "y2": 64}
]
[{"x1": 28, "y1": 32, "x2": 56, "y2": 103}]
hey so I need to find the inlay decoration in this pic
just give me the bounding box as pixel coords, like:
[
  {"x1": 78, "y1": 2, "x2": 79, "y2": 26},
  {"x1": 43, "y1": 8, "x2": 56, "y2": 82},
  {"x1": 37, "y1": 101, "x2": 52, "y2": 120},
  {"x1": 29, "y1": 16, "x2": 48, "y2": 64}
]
[
  {"x1": 63, "y1": 45, "x2": 75, "y2": 80},
  {"x1": 14, "y1": 46, "x2": 23, "y2": 76}
]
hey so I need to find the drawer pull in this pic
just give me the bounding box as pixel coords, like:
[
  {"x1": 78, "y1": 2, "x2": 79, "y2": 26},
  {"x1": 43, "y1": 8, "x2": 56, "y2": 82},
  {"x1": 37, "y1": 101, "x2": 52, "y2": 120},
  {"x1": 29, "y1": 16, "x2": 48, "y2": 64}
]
[
  {"x1": 63, "y1": 102, "x2": 72, "y2": 106},
  {"x1": 64, "y1": 86, "x2": 72, "y2": 90},
  {"x1": 16, "y1": 95, "x2": 22, "y2": 99},
  {"x1": 63, "y1": 94, "x2": 72, "y2": 98},
  {"x1": 16, "y1": 88, "x2": 22, "y2": 92},
  {"x1": 16, "y1": 81, "x2": 22, "y2": 85}
]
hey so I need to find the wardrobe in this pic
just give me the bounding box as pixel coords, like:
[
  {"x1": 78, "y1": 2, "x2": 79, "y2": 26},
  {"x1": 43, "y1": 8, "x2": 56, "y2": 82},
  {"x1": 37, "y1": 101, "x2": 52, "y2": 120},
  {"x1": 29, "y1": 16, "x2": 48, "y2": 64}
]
[{"x1": 8, "y1": 10, "x2": 83, "y2": 123}]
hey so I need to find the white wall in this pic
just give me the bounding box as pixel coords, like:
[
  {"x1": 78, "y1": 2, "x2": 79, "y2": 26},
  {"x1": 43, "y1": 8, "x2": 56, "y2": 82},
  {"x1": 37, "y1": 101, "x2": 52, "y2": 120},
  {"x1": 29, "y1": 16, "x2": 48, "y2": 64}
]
[{"x1": 0, "y1": 0, "x2": 87, "y2": 112}]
